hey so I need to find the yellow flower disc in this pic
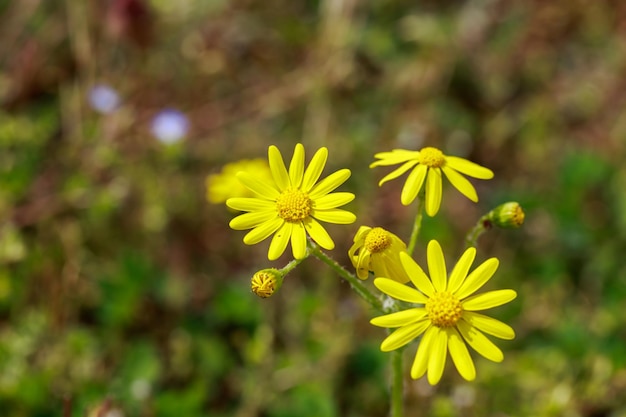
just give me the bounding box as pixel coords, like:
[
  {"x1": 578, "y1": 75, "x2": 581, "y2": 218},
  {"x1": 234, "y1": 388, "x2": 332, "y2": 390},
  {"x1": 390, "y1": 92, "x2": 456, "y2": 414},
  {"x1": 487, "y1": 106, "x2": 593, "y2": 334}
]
[
  {"x1": 276, "y1": 188, "x2": 312, "y2": 222},
  {"x1": 364, "y1": 227, "x2": 392, "y2": 253},
  {"x1": 418, "y1": 147, "x2": 446, "y2": 168},
  {"x1": 426, "y1": 291, "x2": 463, "y2": 327}
]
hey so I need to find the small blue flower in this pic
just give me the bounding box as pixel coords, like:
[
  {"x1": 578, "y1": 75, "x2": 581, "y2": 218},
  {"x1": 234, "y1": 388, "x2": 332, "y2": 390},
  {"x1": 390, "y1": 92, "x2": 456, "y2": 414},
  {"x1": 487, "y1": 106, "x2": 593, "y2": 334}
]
[
  {"x1": 88, "y1": 84, "x2": 120, "y2": 114},
  {"x1": 151, "y1": 109, "x2": 189, "y2": 144}
]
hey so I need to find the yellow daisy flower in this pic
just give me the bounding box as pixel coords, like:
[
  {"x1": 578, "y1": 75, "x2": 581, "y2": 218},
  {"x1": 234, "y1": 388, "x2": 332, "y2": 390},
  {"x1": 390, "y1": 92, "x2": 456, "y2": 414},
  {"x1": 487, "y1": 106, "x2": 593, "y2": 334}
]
[
  {"x1": 371, "y1": 240, "x2": 516, "y2": 385},
  {"x1": 348, "y1": 226, "x2": 410, "y2": 283},
  {"x1": 370, "y1": 147, "x2": 494, "y2": 216},
  {"x1": 206, "y1": 158, "x2": 273, "y2": 204},
  {"x1": 227, "y1": 143, "x2": 356, "y2": 260}
]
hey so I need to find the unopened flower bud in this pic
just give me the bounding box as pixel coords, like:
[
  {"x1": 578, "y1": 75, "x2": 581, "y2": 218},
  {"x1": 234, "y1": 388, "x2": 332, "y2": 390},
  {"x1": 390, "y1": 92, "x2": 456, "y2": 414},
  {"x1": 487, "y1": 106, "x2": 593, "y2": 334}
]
[
  {"x1": 490, "y1": 202, "x2": 525, "y2": 229},
  {"x1": 251, "y1": 269, "x2": 283, "y2": 298}
]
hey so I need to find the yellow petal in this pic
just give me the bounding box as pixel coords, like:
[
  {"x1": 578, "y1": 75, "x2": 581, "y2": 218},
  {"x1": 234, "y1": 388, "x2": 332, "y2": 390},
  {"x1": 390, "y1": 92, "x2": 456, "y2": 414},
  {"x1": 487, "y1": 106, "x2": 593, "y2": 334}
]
[
  {"x1": 463, "y1": 311, "x2": 515, "y2": 340},
  {"x1": 370, "y1": 308, "x2": 427, "y2": 327},
  {"x1": 244, "y1": 218, "x2": 284, "y2": 245},
  {"x1": 446, "y1": 156, "x2": 494, "y2": 179},
  {"x1": 379, "y1": 160, "x2": 419, "y2": 186},
  {"x1": 370, "y1": 149, "x2": 420, "y2": 167},
  {"x1": 268, "y1": 222, "x2": 292, "y2": 260},
  {"x1": 237, "y1": 172, "x2": 280, "y2": 199},
  {"x1": 457, "y1": 319, "x2": 504, "y2": 362},
  {"x1": 309, "y1": 169, "x2": 351, "y2": 199},
  {"x1": 380, "y1": 320, "x2": 431, "y2": 351},
  {"x1": 268, "y1": 145, "x2": 290, "y2": 190},
  {"x1": 313, "y1": 209, "x2": 356, "y2": 224},
  {"x1": 400, "y1": 164, "x2": 427, "y2": 205},
  {"x1": 424, "y1": 167, "x2": 442, "y2": 216},
  {"x1": 427, "y1": 328, "x2": 448, "y2": 385},
  {"x1": 447, "y1": 247, "x2": 476, "y2": 294},
  {"x1": 410, "y1": 325, "x2": 436, "y2": 379},
  {"x1": 289, "y1": 143, "x2": 305, "y2": 188},
  {"x1": 462, "y1": 289, "x2": 517, "y2": 311},
  {"x1": 427, "y1": 240, "x2": 447, "y2": 292},
  {"x1": 226, "y1": 197, "x2": 275, "y2": 212},
  {"x1": 314, "y1": 192, "x2": 355, "y2": 209},
  {"x1": 290, "y1": 222, "x2": 308, "y2": 259},
  {"x1": 304, "y1": 217, "x2": 334, "y2": 249},
  {"x1": 400, "y1": 252, "x2": 434, "y2": 298},
  {"x1": 302, "y1": 147, "x2": 328, "y2": 192},
  {"x1": 446, "y1": 327, "x2": 476, "y2": 381},
  {"x1": 373, "y1": 278, "x2": 428, "y2": 304},
  {"x1": 455, "y1": 258, "x2": 500, "y2": 300},
  {"x1": 229, "y1": 210, "x2": 277, "y2": 230},
  {"x1": 442, "y1": 166, "x2": 478, "y2": 202}
]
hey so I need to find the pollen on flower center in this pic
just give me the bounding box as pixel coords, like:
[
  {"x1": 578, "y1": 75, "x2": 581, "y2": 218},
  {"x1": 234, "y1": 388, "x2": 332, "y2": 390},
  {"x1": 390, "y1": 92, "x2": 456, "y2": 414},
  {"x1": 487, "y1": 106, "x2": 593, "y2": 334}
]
[
  {"x1": 364, "y1": 227, "x2": 392, "y2": 253},
  {"x1": 418, "y1": 147, "x2": 446, "y2": 168},
  {"x1": 276, "y1": 188, "x2": 312, "y2": 222},
  {"x1": 426, "y1": 291, "x2": 463, "y2": 327}
]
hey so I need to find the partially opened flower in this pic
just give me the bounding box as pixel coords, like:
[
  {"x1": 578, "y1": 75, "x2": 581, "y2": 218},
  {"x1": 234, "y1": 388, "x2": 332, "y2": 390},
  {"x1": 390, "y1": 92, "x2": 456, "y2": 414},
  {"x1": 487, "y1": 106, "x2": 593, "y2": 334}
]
[
  {"x1": 348, "y1": 226, "x2": 410, "y2": 283},
  {"x1": 227, "y1": 143, "x2": 356, "y2": 260},
  {"x1": 371, "y1": 240, "x2": 516, "y2": 385},
  {"x1": 370, "y1": 147, "x2": 494, "y2": 216}
]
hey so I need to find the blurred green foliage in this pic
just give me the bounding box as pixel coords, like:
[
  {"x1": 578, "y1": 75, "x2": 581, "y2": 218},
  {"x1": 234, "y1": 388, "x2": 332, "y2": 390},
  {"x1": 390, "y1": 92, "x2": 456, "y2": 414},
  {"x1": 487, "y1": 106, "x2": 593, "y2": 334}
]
[{"x1": 1, "y1": 0, "x2": 626, "y2": 416}]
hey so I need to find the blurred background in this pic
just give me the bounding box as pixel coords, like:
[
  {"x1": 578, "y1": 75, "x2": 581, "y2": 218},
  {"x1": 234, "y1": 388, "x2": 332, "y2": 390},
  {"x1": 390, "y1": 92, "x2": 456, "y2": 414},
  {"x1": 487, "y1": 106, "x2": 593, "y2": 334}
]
[{"x1": 1, "y1": 0, "x2": 626, "y2": 416}]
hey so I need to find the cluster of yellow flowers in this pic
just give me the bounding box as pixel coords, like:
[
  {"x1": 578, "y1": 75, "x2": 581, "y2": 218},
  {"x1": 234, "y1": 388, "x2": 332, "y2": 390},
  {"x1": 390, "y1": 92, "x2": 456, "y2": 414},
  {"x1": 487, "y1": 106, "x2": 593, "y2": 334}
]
[{"x1": 208, "y1": 143, "x2": 523, "y2": 386}]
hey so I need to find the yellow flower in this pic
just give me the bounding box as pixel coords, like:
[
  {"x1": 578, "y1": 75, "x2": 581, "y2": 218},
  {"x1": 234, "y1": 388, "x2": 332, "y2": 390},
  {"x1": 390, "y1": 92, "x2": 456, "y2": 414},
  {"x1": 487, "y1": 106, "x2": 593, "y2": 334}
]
[
  {"x1": 227, "y1": 143, "x2": 356, "y2": 260},
  {"x1": 370, "y1": 147, "x2": 494, "y2": 216},
  {"x1": 371, "y1": 240, "x2": 516, "y2": 385},
  {"x1": 490, "y1": 202, "x2": 525, "y2": 229},
  {"x1": 251, "y1": 269, "x2": 283, "y2": 298},
  {"x1": 348, "y1": 226, "x2": 410, "y2": 283},
  {"x1": 206, "y1": 159, "x2": 273, "y2": 204}
]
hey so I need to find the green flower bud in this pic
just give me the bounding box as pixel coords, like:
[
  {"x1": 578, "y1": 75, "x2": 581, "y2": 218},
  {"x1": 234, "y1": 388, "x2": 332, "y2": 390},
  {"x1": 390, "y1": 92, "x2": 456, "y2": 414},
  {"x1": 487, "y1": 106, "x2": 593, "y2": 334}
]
[
  {"x1": 251, "y1": 269, "x2": 283, "y2": 298},
  {"x1": 490, "y1": 202, "x2": 525, "y2": 229}
]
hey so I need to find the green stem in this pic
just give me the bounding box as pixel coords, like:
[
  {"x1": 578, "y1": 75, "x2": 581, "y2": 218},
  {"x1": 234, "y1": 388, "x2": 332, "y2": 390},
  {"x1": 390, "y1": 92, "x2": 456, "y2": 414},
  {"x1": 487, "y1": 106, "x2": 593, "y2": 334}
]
[
  {"x1": 465, "y1": 214, "x2": 491, "y2": 248},
  {"x1": 308, "y1": 241, "x2": 384, "y2": 313},
  {"x1": 390, "y1": 348, "x2": 404, "y2": 417},
  {"x1": 280, "y1": 256, "x2": 307, "y2": 276},
  {"x1": 407, "y1": 196, "x2": 424, "y2": 256}
]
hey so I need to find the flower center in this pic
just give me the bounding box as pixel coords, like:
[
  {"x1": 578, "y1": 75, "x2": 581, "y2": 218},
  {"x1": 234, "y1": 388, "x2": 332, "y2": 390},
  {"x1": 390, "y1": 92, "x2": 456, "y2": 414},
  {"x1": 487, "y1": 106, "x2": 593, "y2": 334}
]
[
  {"x1": 251, "y1": 271, "x2": 277, "y2": 298},
  {"x1": 418, "y1": 147, "x2": 446, "y2": 168},
  {"x1": 426, "y1": 291, "x2": 463, "y2": 327},
  {"x1": 364, "y1": 227, "x2": 392, "y2": 253},
  {"x1": 276, "y1": 188, "x2": 312, "y2": 222}
]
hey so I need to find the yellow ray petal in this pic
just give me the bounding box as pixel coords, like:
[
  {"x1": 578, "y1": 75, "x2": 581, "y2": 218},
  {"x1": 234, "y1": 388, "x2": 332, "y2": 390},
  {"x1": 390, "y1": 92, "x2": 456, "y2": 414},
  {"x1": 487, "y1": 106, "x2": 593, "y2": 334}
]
[
  {"x1": 411, "y1": 325, "x2": 436, "y2": 379},
  {"x1": 455, "y1": 258, "x2": 499, "y2": 300},
  {"x1": 313, "y1": 209, "x2": 356, "y2": 224},
  {"x1": 289, "y1": 143, "x2": 305, "y2": 188},
  {"x1": 446, "y1": 156, "x2": 494, "y2": 179},
  {"x1": 447, "y1": 247, "x2": 476, "y2": 294},
  {"x1": 302, "y1": 147, "x2": 328, "y2": 192},
  {"x1": 379, "y1": 160, "x2": 419, "y2": 186},
  {"x1": 226, "y1": 197, "x2": 275, "y2": 212},
  {"x1": 462, "y1": 289, "x2": 517, "y2": 311},
  {"x1": 427, "y1": 240, "x2": 447, "y2": 292},
  {"x1": 442, "y1": 166, "x2": 478, "y2": 202},
  {"x1": 400, "y1": 252, "x2": 434, "y2": 297},
  {"x1": 427, "y1": 328, "x2": 448, "y2": 385},
  {"x1": 463, "y1": 311, "x2": 515, "y2": 340},
  {"x1": 380, "y1": 320, "x2": 431, "y2": 351},
  {"x1": 309, "y1": 169, "x2": 351, "y2": 199},
  {"x1": 446, "y1": 327, "x2": 476, "y2": 381},
  {"x1": 290, "y1": 222, "x2": 308, "y2": 259},
  {"x1": 400, "y1": 164, "x2": 427, "y2": 205},
  {"x1": 304, "y1": 217, "x2": 334, "y2": 249},
  {"x1": 229, "y1": 210, "x2": 277, "y2": 230},
  {"x1": 370, "y1": 149, "x2": 420, "y2": 167},
  {"x1": 457, "y1": 319, "x2": 504, "y2": 362},
  {"x1": 314, "y1": 192, "x2": 355, "y2": 209},
  {"x1": 268, "y1": 222, "x2": 292, "y2": 260},
  {"x1": 243, "y1": 218, "x2": 284, "y2": 245},
  {"x1": 373, "y1": 278, "x2": 428, "y2": 304},
  {"x1": 268, "y1": 145, "x2": 290, "y2": 190},
  {"x1": 370, "y1": 308, "x2": 428, "y2": 327},
  {"x1": 424, "y1": 167, "x2": 442, "y2": 216},
  {"x1": 237, "y1": 172, "x2": 280, "y2": 199}
]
